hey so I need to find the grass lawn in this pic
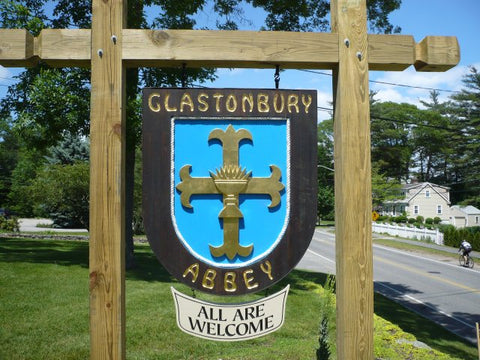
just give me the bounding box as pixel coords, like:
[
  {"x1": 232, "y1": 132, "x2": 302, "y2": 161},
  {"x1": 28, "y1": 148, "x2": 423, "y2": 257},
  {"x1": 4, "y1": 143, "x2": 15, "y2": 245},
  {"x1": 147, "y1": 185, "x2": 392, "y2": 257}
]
[{"x1": 0, "y1": 237, "x2": 477, "y2": 359}]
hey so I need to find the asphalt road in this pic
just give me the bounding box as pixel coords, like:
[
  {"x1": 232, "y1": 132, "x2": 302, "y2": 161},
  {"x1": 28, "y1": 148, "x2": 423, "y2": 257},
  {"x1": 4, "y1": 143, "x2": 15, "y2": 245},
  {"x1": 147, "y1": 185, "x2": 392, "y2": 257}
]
[{"x1": 296, "y1": 228, "x2": 480, "y2": 344}]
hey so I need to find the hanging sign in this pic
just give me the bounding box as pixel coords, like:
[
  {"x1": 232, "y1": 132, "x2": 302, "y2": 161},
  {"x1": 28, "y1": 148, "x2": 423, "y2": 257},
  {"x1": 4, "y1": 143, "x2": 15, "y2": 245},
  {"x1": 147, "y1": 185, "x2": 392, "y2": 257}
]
[
  {"x1": 171, "y1": 285, "x2": 290, "y2": 341},
  {"x1": 142, "y1": 88, "x2": 317, "y2": 296}
]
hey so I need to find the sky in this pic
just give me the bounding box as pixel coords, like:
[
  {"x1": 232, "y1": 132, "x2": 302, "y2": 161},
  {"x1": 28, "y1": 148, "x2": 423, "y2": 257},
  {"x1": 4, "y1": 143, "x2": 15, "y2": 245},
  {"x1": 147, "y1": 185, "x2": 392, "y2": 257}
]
[{"x1": 1, "y1": 0, "x2": 479, "y2": 122}]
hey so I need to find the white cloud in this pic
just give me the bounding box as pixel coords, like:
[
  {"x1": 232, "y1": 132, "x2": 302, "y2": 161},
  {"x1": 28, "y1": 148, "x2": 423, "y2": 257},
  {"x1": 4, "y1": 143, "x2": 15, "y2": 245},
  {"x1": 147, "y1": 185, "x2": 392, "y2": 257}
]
[
  {"x1": 370, "y1": 63, "x2": 480, "y2": 107},
  {"x1": 0, "y1": 66, "x2": 11, "y2": 83}
]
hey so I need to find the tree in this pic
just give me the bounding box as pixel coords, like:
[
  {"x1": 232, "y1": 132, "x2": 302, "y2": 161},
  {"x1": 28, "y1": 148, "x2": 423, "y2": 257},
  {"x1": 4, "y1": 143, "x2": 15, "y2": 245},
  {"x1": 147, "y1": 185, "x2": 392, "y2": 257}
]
[
  {"x1": 370, "y1": 101, "x2": 416, "y2": 181},
  {"x1": 317, "y1": 119, "x2": 335, "y2": 221},
  {"x1": 371, "y1": 165, "x2": 401, "y2": 209},
  {"x1": 1, "y1": 0, "x2": 403, "y2": 265},
  {"x1": 448, "y1": 66, "x2": 480, "y2": 207},
  {"x1": 30, "y1": 162, "x2": 90, "y2": 228}
]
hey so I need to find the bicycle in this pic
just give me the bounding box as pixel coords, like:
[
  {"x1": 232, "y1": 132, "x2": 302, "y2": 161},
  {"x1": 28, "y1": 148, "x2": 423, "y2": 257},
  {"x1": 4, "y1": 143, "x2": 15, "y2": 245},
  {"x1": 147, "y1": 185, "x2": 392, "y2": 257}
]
[{"x1": 458, "y1": 252, "x2": 474, "y2": 269}]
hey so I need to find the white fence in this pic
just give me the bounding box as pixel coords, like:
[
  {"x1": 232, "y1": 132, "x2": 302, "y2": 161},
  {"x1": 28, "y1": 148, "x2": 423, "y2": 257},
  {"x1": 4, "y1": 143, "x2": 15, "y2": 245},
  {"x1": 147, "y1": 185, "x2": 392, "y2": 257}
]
[{"x1": 372, "y1": 222, "x2": 444, "y2": 245}]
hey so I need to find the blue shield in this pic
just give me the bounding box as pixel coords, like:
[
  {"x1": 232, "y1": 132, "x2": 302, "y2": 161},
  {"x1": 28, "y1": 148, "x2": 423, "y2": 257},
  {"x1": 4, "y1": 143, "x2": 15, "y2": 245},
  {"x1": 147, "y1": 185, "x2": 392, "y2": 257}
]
[{"x1": 172, "y1": 119, "x2": 289, "y2": 268}]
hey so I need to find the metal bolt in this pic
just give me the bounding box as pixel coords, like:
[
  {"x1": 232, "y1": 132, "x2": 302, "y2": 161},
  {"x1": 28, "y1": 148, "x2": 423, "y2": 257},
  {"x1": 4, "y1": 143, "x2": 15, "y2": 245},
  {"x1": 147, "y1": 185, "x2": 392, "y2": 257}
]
[
  {"x1": 111, "y1": 35, "x2": 117, "y2": 44},
  {"x1": 356, "y1": 51, "x2": 362, "y2": 61},
  {"x1": 97, "y1": 49, "x2": 103, "y2": 58},
  {"x1": 344, "y1": 38, "x2": 350, "y2": 47}
]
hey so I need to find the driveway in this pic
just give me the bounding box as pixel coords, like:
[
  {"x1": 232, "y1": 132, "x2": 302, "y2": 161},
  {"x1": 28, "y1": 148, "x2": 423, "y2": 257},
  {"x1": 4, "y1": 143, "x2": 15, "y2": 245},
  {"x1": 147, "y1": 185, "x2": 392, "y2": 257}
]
[{"x1": 18, "y1": 218, "x2": 88, "y2": 233}]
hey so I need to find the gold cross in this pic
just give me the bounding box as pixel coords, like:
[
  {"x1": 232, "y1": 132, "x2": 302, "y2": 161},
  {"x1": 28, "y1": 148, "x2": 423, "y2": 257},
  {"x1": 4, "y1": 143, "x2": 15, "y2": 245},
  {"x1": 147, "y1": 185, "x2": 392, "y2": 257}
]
[{"x1": 176, "y1": 125, "x2": 284, "y2": 260}]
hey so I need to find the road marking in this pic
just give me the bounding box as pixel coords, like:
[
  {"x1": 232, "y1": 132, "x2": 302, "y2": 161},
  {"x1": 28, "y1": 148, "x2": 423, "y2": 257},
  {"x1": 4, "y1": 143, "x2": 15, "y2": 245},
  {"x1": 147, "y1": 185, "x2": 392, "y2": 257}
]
[
  {"x1": 307, "y1": 249, "x2": 335, "y2": 264},
  {"x1": 374, "y1": 255, "x2": 480, "y2": 294},
  {"x1": 373, "y1": 243, "x2": 479, "y2": 273},
  {"x1": 314, "y1": 230, "x2": 478, "y2": 274},
  {"x1": 376, "y1": 282, "x2": 475, "y2": 329}
]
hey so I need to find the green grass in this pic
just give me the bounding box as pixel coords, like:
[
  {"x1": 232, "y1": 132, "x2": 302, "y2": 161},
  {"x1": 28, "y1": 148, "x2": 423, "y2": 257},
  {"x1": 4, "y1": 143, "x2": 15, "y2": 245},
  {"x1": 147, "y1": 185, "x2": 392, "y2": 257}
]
[
  {"x1": 374, "y1": 237, "x2": 479, "y2": 261},
  {"x1": 0, "y1": 237, "x2": 477, "y2": 359}
]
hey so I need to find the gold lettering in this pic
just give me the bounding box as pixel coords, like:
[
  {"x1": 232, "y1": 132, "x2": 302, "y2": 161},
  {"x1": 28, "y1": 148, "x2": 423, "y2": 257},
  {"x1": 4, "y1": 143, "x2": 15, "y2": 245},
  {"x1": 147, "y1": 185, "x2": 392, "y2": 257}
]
[
  {"x1": 302, "y1": 94, "x2": 313, "y2": 114},
  {"x1": 241, "y1": 94, "x2": 254, "y2": 113},
  {"x1": 225, "y1": 94, "x2": 238, "y2": 113},
  {"x1": 224, "y1": 272, "x2": 237, "y2": 292},
  {"x1": 183, "y1": 263, "x2": 199, "y2": 283},
  {"x1": 197, "y1": 93, "x2": 209, "y2": 112},
  {"x1": 202, "y1": 269, "x2": 217, "y2": 289},
  {"x1": 164, "y1": 94, "x2": 178, "y2": 112},
  {"x1": 260, "y1": 260, "x2": 273, "y2": 280},
  {"x1": 148, "y1": 93, "x2": 161, "y2": 112},
  {"x1": 257, "y1": 93, "x2": 269, "y2": 113},
  {"x1": 273, "y1": 93, "x2": 285, "y2": 113},
  {"x1": 243, "y1": 269, "x2": 259, "y2": 290},
  {"x1": 287, "y1": 94, "x2": 299, "y2": 113},
  {"x1": 180, "y1": 93, "x2": 194, "y2": 112},
  {"x1": 213, "y1": 93, "x2": 224, "y2": 112}
]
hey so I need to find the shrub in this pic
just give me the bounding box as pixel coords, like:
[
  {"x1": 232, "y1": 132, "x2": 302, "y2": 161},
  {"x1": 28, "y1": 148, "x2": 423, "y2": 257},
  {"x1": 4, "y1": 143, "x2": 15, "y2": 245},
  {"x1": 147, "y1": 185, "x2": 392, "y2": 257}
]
[
  {"x1": 29, "y1": 162, "x2": 89, "y2": 229},
  {"x1": 0, "y1": 216, "x2": 19, "y2": 232},
  {"x1": 408, "y1": 218, "x2": 416, "y2": 224},
  {"x1": 416, "y1": 216, "x2": 424, "y2": 224},
  {"x1": 433, "y1": 217, "x2": 442, "y2": 224},
  {"x1": 317, "y1": 276, "x2": 336, "y2": 360},
  {"x1": 425, "y1": 217, "x2": 434, "y2": 225},
  {"x1": 442, "y1": 226, "x2": 480, "y2": 251}
]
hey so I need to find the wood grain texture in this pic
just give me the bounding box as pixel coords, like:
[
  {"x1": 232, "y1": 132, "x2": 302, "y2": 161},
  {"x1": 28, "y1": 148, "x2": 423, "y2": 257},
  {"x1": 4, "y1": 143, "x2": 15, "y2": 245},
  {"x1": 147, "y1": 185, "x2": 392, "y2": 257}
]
[
  {"x1": 331, "y1": 0, "x2": 374, "y2": 359},
  {"x1": 415, "y1": 36, "x2": 460, "y2": 72},
  {"x1": 0, "y1": 29, "x2": 35, "y2": 66},
  {"x1": 368, "y1": 34, "x2": 414, "y2": 71},
  {"x1": 37, "y1": 29, "x2": 91, "y2": 67},
  {"x1": 89, "y1": 0, "x2": 126, "y2": 359},
  {"x1": 1, "y1": 28, "x2": 449, "y2": 71}
]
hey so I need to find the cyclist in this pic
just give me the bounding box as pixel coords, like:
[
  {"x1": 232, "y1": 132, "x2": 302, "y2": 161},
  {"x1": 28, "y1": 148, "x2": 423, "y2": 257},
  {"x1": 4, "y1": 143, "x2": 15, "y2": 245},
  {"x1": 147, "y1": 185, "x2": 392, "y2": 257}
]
[{"x1": 459, "y1": 239, "x2": 472, "y2": 266}]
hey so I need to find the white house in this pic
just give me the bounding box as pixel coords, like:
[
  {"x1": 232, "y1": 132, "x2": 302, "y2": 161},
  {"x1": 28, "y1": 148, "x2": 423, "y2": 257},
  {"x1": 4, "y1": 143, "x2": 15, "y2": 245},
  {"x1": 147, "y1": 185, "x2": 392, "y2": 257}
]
[
  {"x1": 381, "y1": 182, "x2": 451, "y2": 222},
  {"x1": 450, "y1": 205, "x2": 480, "y2": 228}
]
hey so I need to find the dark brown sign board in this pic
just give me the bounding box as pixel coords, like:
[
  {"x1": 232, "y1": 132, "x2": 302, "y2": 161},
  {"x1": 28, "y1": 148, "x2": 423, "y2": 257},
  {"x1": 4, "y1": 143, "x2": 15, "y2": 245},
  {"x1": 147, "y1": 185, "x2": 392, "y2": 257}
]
[{"x1": 143, "y1": 88, "x2": 317, "y2": 295}]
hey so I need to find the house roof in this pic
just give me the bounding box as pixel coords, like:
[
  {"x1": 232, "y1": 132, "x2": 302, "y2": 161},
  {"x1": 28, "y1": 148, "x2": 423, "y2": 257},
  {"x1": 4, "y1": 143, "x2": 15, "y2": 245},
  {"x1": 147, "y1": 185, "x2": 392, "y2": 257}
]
[
  {"x1": 451, "y1": 205, "x2": 480, "y2": 215},
  {"x1": 402, "y1": 181, "x2": 450, "y2": 191},
  {"x1": 383, "y1": 182, "x2": 450, "y2": 206},
  {"x1": 405, "y1": 182, "x2": 450, "y2": 205}
]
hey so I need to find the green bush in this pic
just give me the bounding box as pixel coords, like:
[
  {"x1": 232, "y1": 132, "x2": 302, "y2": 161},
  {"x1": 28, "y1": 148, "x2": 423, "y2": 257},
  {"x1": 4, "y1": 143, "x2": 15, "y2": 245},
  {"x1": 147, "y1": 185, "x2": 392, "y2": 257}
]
[
  {"x1": 29, "y1": 162, "x2": 89, "y2": 229},
  {"x1": 392, "y1": 215, "x2": 407, "y2": 223},
  {"x1": 425, "y1": 217, "x2": 433, "y2": 225},
  {"x1": 0, "y1": 216, "x2": 19, "y2": 232},
  {"x1": 416, "y1": 216, "x2": 424, "y2": 224},
  {"x1": 433, "y1": 217, "x2": 442, "y2": 224},
  {"x1": 408, "y1": 218, "x2": 416, "y2": 224},
  {"x1": 442, "y1": 226, "x2": 480, "y2": 251}
]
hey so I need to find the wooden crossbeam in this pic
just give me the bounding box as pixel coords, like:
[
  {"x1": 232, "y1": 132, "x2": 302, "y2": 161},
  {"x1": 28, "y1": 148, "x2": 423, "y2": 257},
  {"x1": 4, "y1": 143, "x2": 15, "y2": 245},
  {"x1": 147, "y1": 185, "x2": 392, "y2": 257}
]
[{"x1": 0, "y1": 28, "x2": 459, "y2": 71}]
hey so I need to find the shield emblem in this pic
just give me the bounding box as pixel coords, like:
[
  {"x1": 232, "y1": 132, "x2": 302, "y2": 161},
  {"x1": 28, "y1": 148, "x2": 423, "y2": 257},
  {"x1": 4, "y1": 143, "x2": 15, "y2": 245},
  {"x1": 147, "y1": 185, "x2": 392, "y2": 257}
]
[{"x1": 143, "y1": 88, "x2": 317, "y2": 295}]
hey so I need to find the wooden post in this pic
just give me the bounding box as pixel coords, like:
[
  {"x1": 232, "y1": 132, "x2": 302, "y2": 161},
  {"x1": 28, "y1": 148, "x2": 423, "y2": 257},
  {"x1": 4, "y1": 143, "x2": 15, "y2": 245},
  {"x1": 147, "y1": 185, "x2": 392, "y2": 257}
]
[
  {"x1": 476, "y1": 322, "x2": 480, "y2": 360},
  {"x1": 331, "y1": 1, "x2": 373, "y2": 359},
  {"x1": 89, "y1": 0, "x2": 126, "y2": 359}
]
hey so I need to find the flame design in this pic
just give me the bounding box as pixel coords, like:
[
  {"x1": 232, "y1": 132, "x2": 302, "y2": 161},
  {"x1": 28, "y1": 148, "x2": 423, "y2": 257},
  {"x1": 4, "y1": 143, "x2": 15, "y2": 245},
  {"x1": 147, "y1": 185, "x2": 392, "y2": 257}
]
[{"x1": 210, "y1": 164, "x2": 252, "y2": 181}]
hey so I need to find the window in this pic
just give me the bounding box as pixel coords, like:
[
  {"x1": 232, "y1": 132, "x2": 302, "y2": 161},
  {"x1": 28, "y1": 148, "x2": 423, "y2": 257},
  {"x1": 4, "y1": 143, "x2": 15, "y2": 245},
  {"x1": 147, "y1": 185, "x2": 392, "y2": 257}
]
[
  {"x1": 476, "y1": 216, "x2": 479, "y2": 224},
  {"x1": 414, "y1": 205, "x2": 419, "y2": 215},
  {"x1": 425, "y1": 190, "x2": 430, "y2": 198},
  {"x1": 437, "y1": 205, "x2": 442, "y2": 214}
]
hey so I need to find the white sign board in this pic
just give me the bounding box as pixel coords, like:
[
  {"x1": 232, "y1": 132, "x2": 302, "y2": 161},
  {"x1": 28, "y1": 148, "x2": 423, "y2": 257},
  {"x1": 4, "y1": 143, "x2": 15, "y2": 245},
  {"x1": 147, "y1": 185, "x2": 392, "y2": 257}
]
[{"x1": 171, "y1": 285, "x2": 289, "y2": 341}]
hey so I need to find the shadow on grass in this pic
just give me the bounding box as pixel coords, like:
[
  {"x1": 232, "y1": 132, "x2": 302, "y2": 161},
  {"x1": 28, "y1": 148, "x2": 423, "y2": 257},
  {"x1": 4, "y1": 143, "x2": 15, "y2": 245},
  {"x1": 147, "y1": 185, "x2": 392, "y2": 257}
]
[{"x1": 0, "y1": 237, "x2": 89, "y2": 268}]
